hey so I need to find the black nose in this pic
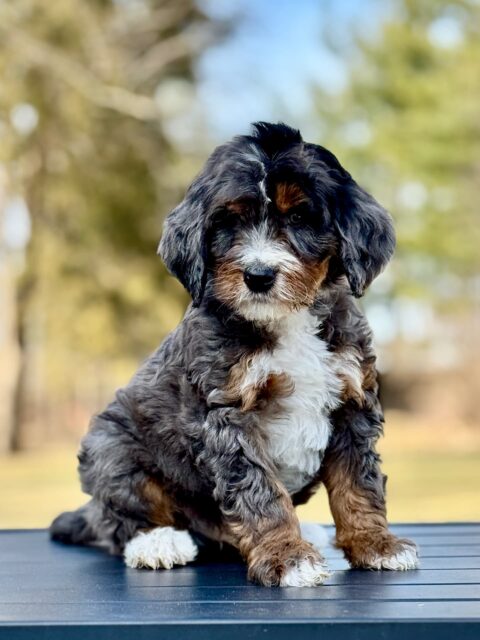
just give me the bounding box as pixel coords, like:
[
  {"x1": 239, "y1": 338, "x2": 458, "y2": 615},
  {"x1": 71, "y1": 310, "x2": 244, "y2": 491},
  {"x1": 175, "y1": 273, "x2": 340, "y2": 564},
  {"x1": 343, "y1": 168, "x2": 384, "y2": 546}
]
[{"x1": 243, "y1": 265, "x2": 277, "y2": 293}]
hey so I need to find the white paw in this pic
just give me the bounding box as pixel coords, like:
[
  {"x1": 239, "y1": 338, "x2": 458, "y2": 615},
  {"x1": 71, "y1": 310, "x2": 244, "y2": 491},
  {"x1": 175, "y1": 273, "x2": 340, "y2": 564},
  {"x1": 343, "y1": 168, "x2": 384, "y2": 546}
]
[
  {"x1": 300, "y1": 522, "x2": 329, "y2": 551},
  {"x1": 124, "y1": 527, "x2": 198, "y2": 570},
  {"x1": 280, "y1": 557, "x2": 331, "y2": 587},
  {"x1": 369, "y1": 543, "x2": 419, "y2": 571}
]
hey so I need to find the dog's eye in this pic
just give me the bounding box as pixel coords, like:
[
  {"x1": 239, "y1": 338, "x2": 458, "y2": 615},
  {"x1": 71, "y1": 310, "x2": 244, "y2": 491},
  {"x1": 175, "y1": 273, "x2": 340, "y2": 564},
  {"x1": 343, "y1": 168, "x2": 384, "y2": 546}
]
[
  {"x1": 287, "y1": 208, "x2": 309, "y2": 225},
  {"x1": 289, "y1": 212, "x2": 303, "y2": 225}
]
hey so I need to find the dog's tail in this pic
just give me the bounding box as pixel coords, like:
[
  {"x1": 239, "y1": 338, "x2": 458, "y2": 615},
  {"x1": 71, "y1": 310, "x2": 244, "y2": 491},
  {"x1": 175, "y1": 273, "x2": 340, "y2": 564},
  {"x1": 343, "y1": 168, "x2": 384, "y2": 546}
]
[{"x1": 49, "y1": 500, "x2": 99, "y2": 547}]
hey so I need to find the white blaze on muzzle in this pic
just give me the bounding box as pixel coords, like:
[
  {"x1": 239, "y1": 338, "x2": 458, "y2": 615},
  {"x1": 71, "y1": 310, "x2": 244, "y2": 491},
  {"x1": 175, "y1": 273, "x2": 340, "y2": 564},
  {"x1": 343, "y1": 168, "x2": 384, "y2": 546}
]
[{"x1": 237, "y1": 223, "x2": 301, "y2": 272}]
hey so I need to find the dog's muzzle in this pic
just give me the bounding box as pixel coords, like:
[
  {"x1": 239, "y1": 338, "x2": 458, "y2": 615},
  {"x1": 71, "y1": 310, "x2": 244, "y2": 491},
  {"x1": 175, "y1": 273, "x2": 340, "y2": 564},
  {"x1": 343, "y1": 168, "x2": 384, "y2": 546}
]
[{"x1": 243, "y1": 264, "x2": 277, "y2": 293}]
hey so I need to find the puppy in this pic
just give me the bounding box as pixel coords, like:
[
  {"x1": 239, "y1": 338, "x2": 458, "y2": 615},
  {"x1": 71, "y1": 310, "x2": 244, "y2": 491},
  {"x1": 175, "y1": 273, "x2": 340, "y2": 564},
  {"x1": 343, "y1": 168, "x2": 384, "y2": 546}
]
[{"x1": 51, "y1": 122, "x2": 418, "y2": 586}]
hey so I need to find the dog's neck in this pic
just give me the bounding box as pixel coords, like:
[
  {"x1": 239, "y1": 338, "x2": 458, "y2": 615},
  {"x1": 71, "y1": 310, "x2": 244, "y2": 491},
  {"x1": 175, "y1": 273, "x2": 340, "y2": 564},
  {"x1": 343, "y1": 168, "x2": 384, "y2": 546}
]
[{"x1": 200, "y1": 288, "x2": 341, "y2": 347}]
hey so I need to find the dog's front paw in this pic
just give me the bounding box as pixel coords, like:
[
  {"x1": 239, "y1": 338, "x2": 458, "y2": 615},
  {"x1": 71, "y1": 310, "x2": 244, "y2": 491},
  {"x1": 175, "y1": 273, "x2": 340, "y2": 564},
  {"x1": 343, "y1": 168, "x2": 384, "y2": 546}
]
[
  {"x1": 343, "y1": 533, "x2": 419, "y2": 571},
  {"x1": 248, "y1": 538, "x2": 330, "y2": 587},
  {"x1": 366, "y1": 540, "x2": 419, "y2": 571},
  {"x1": 280, "y1": 556, "x2": 331, "y2": 586}
]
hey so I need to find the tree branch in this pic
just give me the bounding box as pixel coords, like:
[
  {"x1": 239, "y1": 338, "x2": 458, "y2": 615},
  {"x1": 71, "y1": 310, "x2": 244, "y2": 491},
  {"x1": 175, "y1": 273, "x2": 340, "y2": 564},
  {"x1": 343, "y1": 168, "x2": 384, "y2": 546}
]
[{"x1": 2, "y1": 26, "x2": 161, "y2": 121}]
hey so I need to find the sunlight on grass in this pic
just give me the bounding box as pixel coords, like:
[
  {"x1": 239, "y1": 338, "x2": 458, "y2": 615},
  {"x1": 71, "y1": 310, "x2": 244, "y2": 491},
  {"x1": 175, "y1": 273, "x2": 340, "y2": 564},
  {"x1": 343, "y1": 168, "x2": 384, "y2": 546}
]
[
  {"x1": 0, "y1": 447, "x2": 85, "y2": 529},
  {"x1": 297, "y1": 452, "x2": 480, "y2": 524},
  {"x1": 1, "y1": 411, "x2": 479, "y2": 528}
]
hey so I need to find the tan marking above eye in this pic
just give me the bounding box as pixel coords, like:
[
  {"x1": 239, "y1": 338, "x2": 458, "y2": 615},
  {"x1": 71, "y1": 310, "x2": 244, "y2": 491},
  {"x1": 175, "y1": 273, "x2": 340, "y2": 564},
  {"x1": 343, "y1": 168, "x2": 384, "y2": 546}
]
[
  {"x1": 224, "y1": 197, "x2": 258, "y2": 216},
  {"x1": 275, "y1": 182, "x2": 309, "y2": 214}
]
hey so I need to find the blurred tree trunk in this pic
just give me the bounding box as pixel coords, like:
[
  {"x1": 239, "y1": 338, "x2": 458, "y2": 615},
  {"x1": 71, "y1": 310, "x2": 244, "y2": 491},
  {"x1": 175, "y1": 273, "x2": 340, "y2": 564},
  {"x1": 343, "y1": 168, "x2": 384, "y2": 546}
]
[
  {"x1": 10, "y1": 154, "x2": 48, "y2": 451},
  {"x1": 0, "y1": 257, "x2": 21, "y2": 454},
  {"x1": 0, "y1": 0, "x2": 221, "y2": 450},
  {"x1": 10, "y1": 260, "x2": 37, "y2": 452}
]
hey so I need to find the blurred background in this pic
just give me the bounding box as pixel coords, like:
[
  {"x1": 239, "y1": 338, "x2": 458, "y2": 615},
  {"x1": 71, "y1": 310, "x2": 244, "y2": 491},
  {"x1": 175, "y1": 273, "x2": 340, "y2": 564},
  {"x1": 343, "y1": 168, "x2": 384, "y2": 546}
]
[{"x1": 1, "y1": 0, "x2": 479, "y2": 528}]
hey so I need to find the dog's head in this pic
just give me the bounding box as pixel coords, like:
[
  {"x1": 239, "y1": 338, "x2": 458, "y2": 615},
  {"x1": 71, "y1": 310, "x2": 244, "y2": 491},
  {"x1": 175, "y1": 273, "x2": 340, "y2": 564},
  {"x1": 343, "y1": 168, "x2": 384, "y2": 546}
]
[{"x1": 159, "y1": 122, "x2": 395, "y2": 322}]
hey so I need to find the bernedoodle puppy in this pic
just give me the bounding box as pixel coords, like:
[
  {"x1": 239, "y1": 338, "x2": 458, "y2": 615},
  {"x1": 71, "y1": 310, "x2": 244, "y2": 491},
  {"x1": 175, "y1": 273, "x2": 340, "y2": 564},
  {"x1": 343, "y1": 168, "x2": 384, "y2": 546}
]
[{"x1": 51, "y1": 122, "x2": 418, "y2": 586}]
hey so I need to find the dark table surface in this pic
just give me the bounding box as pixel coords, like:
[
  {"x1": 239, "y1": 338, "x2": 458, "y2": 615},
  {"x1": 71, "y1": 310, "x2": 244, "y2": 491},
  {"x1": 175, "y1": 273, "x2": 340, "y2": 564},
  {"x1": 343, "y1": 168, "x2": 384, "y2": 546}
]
[{"x1": 1, "y1": 524, "x2": 479, "y2": 639}]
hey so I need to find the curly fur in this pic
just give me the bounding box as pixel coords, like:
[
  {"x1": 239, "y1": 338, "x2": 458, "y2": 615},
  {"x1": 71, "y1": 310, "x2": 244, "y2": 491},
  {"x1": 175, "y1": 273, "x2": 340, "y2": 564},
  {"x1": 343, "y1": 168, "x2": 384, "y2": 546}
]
[{"x1": 50, "y1": 122, "x2": 418, "y2": 585}]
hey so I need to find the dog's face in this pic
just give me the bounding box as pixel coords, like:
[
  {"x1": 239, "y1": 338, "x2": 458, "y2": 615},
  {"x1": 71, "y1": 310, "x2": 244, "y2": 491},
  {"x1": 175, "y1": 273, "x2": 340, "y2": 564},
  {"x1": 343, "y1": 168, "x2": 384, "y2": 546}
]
[
  {"x1": 160, "y1": 123, "x2": 395, "y2": 322},
  {"x1": 209, "y1": 179, "x2": 336, "y2": 322}
]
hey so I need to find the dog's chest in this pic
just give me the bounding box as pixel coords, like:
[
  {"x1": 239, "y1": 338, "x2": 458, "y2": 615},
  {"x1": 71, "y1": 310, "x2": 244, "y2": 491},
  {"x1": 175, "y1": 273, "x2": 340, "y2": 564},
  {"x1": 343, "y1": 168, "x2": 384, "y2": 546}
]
[{"x1": 246, "y1": 311, "x2": 343, "y2": 494}]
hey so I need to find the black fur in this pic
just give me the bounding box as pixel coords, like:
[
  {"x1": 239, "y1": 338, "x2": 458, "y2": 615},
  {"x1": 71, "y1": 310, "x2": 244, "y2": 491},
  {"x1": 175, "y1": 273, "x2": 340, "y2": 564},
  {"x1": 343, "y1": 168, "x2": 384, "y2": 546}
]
[{"x1": 51, "y1": 122, "x2": 414, "y2": 585}]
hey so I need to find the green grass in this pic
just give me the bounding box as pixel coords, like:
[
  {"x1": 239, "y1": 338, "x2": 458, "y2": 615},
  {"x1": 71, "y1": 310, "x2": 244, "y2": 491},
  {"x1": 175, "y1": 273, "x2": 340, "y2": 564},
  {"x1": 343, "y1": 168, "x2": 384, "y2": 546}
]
[
  {"x1": 0, "y1": 447, "x2": 85, "y2": 528},
  {"x1": 1, "y1": 414, "x2": 479, "y2": 528},
  {"x1": 298, "y1": 451, "x2": 480, "y2": 523}
]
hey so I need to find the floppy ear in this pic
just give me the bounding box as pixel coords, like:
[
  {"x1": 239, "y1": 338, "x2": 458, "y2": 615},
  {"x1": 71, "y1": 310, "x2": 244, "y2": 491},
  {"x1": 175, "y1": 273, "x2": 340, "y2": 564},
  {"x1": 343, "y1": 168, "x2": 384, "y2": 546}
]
[
  {"x1": 334, "y1": 179, "x2": 396, "y2": 297},
  {"x1": 158, "y1": 179, "x2": 209, "y2": 306}
]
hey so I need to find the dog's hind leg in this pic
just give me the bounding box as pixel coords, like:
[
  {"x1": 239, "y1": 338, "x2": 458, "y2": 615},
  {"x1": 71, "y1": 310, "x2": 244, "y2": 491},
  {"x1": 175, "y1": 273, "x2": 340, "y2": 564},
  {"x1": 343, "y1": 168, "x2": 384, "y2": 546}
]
[
  {"x1": 50, "y1": 490, "x2": 196, "y2": 565},
  {"x1": 50, "y1": 499, "x2": 123, "y2": 551},
  {"x1": 124, "y1": 527, "x2": 198, "y2": 569}
]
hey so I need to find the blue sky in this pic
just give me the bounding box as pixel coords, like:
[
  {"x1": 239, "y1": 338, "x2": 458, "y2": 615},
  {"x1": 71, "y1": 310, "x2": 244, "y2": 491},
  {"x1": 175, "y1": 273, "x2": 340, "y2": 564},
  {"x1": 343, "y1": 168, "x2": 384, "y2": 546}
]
[{"x1": 196, "y1": 0, "x2": 388, "y2": 139}]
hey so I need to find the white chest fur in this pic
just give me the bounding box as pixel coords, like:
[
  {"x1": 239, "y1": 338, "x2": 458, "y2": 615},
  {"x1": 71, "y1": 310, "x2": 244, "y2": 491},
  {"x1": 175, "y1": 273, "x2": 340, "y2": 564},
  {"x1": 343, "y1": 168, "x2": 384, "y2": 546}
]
[{"x1": 242, "y1": 309, "x2": 344, "y2": 493}]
